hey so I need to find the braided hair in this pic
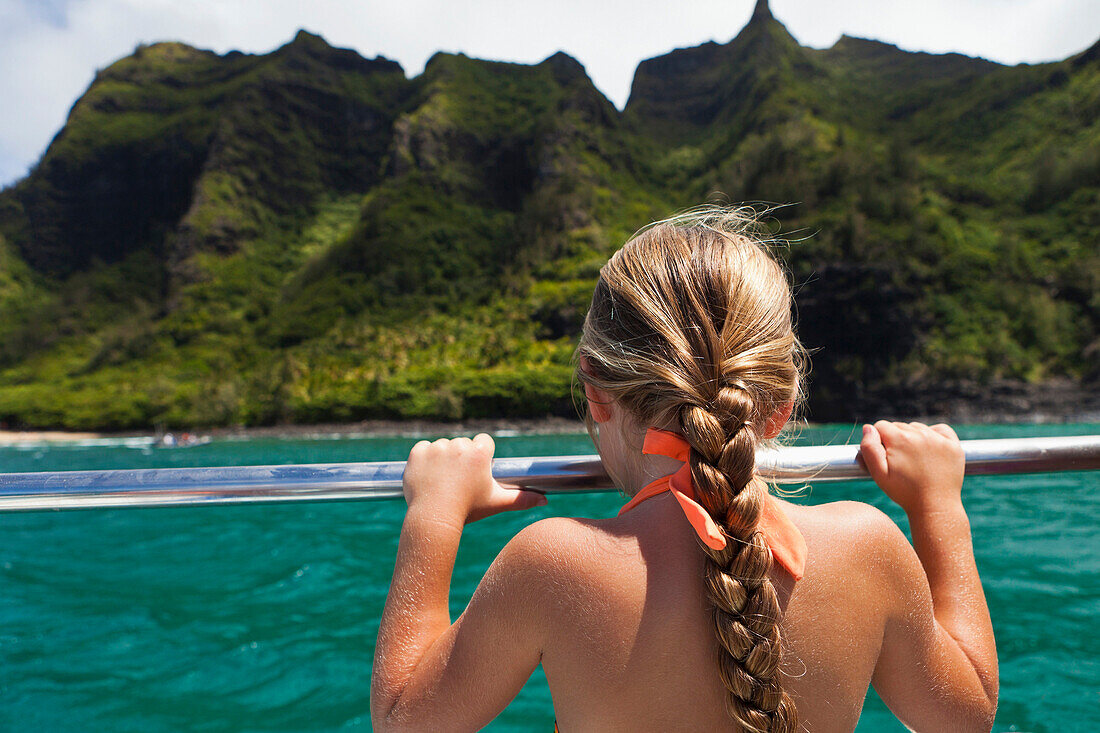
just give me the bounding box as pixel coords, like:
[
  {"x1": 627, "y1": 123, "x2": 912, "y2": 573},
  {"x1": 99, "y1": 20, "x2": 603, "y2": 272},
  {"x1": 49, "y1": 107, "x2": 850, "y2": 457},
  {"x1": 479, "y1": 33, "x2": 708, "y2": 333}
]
[{"x1": 578, "y1": 207, "x2": 805, "y2": 731}]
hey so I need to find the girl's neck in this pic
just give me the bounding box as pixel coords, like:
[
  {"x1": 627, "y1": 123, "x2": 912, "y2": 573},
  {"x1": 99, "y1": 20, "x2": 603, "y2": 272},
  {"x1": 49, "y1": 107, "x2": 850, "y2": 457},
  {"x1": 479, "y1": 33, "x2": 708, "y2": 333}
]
[{"x1": 595, "y1": 419, "x2": 684, "y2": 496}]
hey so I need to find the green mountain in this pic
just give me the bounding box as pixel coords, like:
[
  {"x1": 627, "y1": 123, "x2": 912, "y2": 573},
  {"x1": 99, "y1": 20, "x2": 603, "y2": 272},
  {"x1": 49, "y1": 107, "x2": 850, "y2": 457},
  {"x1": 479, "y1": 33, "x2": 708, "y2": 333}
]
[{"x1": 0, "y1": 1, "x2": 1096, "y2": 430}]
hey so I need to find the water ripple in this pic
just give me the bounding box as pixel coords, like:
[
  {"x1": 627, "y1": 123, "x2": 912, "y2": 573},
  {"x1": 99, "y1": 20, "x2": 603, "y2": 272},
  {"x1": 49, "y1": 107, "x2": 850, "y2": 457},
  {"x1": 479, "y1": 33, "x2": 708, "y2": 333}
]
[{"x1": 2, "y1": 425, "x2": 1097, "y2": 732}]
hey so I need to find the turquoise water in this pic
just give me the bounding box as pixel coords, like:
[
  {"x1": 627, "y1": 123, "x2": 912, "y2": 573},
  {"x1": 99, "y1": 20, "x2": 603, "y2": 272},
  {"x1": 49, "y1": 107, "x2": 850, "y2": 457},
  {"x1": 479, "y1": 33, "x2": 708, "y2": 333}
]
[{"x1": 1, "y1": 424, "x2": 1097, "y2": 732}]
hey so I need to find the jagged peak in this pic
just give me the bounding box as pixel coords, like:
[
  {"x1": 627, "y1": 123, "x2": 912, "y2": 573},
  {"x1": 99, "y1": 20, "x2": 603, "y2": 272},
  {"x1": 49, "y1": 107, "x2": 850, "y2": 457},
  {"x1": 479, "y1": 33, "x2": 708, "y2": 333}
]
[
  {"x1": 273, "y1": 30, "x2": 403, "y2": 75},
  {"x1": 541, "y1": 51, "x2": 583, "y2": 71},
  {"x1": 424, "y1": 50, "x2": 569, "y2": 77},
  {"x1": 273, "y1": 29, "x2": 330, "y2": 58},
  {"x1": 290, "y1": 29, "x2": 327, "y2": 46},
  {"x1": 835, "y1": 34, "x2": 887, "y2": 47},
  {"x1": 831, "y1": 35, "x2": 903, "y2": 54},
  {"x1": 734, "y1": 0, "x2": 799, "y2": 50},
  {"x1": 274, "y1": 28, "x2": 334, "y2": 56},
  {"x1": 539, "y1": 51, "x2": 589, "y2": 84},
  {"x1": 124, "y1": 41, "x2": 214, "y2": 67},
  {"x1": 93, "y1": 41, "x2": 215, "y2": 86},
  {"x1": 138, "y1": 40, "x2": 203, "y2": 55},
  {"x1": 825, "y1": 34, "x2": 1002, "y2": 75},
  {"x1": 423, "y1": 50, "x2": 464, "y2": 74},
  {"x1": 751, "y1": 0, "x2": 773, "y2": 22}
]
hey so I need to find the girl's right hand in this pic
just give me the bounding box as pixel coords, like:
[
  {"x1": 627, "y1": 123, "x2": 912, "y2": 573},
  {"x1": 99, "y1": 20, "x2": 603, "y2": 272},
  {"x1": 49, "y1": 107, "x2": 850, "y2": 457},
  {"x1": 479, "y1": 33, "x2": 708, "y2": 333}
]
[
  {"x1": 403, "y1": 433, "x2": 547, "y2": 525},
  {"x1": 858, "y1": 421, "x2": 965, "y2": 515},
  {"x1": 862, "y1": 421, "x2": 998, "y2": 728}
]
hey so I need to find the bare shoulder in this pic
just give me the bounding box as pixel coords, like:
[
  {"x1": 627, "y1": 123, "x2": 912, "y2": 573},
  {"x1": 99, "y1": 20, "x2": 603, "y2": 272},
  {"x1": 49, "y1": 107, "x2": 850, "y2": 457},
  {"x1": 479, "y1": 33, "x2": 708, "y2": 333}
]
[
  {"x1": 780, "y1": 498, "x2": 932, "y2": 633},
  {"x1": 508, "y1": 515, "x2": 604, "y2": 545},
  {"x1": 781, "y1": 499, "x2": 914, "y2": 576},
  {"x1": 782, "y1": 498, "x2": 898, "y2": 536},
  {"x1": 490, "y1": 517, "x2": 620, "y2": 589},
  {"x1": 463, "y1": 517, "x2": 609, "y2": 633}
]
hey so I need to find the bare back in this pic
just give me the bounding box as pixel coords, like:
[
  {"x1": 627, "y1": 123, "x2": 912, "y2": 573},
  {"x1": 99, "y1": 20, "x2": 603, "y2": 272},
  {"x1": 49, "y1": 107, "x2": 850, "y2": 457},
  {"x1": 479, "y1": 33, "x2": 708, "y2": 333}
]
[
  {"x1": 372, "y1": 427, "x2": 996, "y2": 733},
  {"x1": 541, "y1": 494, "x2": 897, "y2": 731}
]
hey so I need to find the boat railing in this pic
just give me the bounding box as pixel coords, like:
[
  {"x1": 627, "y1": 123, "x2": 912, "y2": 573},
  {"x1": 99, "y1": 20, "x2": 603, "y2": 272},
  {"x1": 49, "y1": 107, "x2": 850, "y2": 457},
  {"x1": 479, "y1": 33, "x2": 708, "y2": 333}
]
[{"x1": 0, "y1": 435, "x2": 1097, "y2": 512}]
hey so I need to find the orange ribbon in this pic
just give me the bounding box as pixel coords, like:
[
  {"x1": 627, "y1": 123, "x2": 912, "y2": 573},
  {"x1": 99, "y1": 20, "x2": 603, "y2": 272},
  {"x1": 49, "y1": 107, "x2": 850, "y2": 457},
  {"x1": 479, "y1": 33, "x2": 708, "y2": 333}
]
[{"x1": 618, "y1": 428, "x2": 807, "y2": 581}]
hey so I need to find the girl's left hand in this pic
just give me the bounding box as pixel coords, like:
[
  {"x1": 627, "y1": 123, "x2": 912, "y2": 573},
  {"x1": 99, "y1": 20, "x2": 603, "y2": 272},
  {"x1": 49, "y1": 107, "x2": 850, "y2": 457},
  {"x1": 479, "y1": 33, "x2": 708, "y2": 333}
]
[{"x1": 402, "y1": 433, "x2": 548, "y2": 524}]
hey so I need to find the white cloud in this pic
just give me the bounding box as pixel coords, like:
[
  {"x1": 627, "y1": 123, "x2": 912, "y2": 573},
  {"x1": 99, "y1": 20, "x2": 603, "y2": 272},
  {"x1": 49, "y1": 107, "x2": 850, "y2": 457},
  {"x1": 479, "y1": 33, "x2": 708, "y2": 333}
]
[{"x1": 1, "y1": 0, "x2": 1096, "y2": 188}]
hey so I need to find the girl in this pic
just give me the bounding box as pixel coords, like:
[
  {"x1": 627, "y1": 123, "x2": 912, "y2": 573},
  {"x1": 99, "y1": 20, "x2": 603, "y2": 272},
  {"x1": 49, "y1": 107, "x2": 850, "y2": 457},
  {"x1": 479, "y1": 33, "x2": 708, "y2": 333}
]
[{"x1": 371, "y1": 209, "x2": 998, "y2": 731}]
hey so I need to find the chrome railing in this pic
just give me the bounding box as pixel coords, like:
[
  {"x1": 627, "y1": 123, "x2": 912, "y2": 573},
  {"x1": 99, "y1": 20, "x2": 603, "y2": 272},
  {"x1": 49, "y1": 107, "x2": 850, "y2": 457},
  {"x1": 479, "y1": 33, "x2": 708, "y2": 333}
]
[{"x1": 0, "y1": 435, "x2": 1097, "y2": 512}]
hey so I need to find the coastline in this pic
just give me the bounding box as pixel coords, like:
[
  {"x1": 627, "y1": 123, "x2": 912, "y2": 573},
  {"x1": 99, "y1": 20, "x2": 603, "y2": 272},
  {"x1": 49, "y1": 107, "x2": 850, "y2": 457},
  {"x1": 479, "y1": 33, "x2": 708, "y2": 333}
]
[
  {"x1": 2, "y1": 404, "x2": 1098, "y2": 446},
  {"x1": 0, "y1": 417, "x2": 592, "y2": 445}
]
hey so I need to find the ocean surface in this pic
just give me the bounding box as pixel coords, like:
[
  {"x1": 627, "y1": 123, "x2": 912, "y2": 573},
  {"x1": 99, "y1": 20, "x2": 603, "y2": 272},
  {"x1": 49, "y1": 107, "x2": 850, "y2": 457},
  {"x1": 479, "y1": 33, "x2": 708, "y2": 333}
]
[{"x1": 0, "y1": 423, "x2": 1096, "y2": 732}]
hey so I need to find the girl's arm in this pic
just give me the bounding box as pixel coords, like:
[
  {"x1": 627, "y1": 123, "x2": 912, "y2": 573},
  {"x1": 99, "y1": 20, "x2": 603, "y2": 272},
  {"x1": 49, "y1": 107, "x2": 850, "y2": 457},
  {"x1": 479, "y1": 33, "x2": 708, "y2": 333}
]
[
  {"x1": 370, "y1": 434, "x2": 549, "y2": 732},
  {"x1": 861, "y1": 421, "x2": 999, "y2": 732}
]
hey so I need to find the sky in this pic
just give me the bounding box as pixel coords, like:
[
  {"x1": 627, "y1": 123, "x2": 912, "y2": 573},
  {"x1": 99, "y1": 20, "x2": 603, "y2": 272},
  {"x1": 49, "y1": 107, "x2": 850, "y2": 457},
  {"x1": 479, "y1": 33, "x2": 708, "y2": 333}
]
[{"x1": 1, "y1": 0, "x2": 1097, "y2": 188}]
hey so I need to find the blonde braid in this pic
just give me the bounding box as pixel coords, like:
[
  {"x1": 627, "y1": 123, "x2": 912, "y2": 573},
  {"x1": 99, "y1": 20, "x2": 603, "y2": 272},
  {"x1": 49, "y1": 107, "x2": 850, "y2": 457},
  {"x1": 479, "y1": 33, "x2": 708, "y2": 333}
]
[
  {"x1": 578, "y1": 206, "x2": 804, "y2": 731},
  {"x1": 682, "y1": 392, "x2": 797, "y2": 731}
]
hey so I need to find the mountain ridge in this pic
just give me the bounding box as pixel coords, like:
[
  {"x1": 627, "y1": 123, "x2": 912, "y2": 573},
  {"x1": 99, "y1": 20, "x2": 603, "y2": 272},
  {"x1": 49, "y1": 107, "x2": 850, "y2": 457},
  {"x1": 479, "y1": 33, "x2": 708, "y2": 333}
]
[{"x1": 0, "y1": 12, "x2": 1096, "y2": 430}]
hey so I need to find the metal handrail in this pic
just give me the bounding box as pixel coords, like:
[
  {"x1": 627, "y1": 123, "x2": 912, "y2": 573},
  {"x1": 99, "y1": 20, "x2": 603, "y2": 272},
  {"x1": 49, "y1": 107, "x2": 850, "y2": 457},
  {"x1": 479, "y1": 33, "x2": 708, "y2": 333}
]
[{"x1": 0, "y1": 435, "x2": 1097, "y2": 512}]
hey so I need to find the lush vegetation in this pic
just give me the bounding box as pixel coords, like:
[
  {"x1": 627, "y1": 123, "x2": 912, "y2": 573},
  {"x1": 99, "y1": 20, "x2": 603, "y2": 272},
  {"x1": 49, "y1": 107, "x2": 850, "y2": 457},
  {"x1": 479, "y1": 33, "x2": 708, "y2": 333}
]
[{"x1": 0, "y1": 3, "x2": 1096, "y2": 430}]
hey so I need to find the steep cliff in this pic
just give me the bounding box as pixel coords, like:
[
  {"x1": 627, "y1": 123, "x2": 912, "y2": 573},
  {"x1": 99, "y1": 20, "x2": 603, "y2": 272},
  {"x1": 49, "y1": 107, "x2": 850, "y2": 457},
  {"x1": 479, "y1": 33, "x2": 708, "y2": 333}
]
[{"x1": 0, "y1": 5, "x2": 1095, "y2": 429}]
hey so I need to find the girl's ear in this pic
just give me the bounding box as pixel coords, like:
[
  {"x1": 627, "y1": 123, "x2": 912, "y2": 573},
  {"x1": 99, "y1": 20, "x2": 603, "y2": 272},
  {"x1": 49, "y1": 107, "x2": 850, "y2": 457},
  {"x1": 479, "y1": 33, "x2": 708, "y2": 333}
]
[
  {"x1": 585, "y1": 382, "x2": 614, "y2": 424},
  {"x1": 579, "y1": 354, "x2": 614, "y2": 423},
  {"x1": 763, "y1": 399, "x2": 794, "y2": 439}
]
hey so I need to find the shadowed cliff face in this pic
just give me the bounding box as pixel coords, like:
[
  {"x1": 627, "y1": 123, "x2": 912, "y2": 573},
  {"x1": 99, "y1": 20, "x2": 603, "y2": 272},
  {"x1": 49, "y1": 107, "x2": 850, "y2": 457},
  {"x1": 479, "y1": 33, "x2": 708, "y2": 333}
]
[
  {"x1": 263, "y1": 49, "x2": 645, "y2": 347},
  {"x1": 6, "y1": 32, "x2": 410, "y2": 279},
  {"x1": 0, "y1": 8, "x2": 1096, "y2": 429},
  {"x1": 624, "y1": 0, "x2": 816, "y2": 145}
]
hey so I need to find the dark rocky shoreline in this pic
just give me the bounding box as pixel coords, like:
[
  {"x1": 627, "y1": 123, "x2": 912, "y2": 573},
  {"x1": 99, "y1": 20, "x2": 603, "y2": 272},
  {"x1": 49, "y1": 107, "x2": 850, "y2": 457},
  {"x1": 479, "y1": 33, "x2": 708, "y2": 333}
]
[
  {"x1": 206, "y1": 379, "x2": 1099, "y2": 440},
  {"x1": 2, "y1": 381, "x2": 1095, "y2": 444},
  {"x1": 848, "y1": 378, "x2": 1100, "y2": 425}
]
